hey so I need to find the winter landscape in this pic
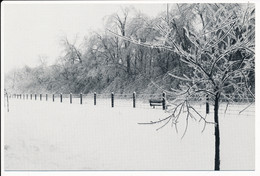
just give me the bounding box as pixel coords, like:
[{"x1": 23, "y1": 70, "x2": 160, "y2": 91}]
[{"x1": 3, "y1": 2, "x2": 255, "y2": 172}]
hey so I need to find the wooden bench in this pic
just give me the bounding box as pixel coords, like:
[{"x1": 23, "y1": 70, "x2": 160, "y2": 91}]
[{"x1": 149, "y1": 99, "x2": 166, "y2": 109}]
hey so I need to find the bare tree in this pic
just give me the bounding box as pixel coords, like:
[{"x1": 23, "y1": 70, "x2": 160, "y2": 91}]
[
  {"x1": 108, "y1": 3, "x2": 255, "y2": 170},
  {"x1": 60, "y1": 35, "x2": 82, "y2": 64}
]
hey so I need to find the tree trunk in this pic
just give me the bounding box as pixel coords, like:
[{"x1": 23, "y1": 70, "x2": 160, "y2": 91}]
[
  {"x1": 134, "y1": 56, "x2": 137, "y2": 77},
  {"x1": 126, "y1": 54, "x2": 131, "y2": 77},
  {"x1": 214, "y1": 93, "x2": 220, "y2": 170}
]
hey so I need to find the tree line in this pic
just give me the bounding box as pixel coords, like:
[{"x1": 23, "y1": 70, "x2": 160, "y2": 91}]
[{"x1": 5, "y1": 4, "x2": 254, "y2": 98}]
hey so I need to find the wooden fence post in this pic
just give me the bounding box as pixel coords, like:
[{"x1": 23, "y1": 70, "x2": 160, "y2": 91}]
[
  {"x1": 206, "y1": 95, "x2": 209, "y2": 114},
  {"x1": 35, "y1": 94, "x2": 37, "y2": 100},
  {"x1": 133, "y1": 92, "x2": 136, "y2": 108},
  {"x1": 40, "y1": 94, "x2": 42, "y2": 101},
  {"x1": 70, "y1": 93, "x2": 72, "y2": 104},
  {"x1": 26, "y1": 94, "x2": 28, "y2": 99},
  {"x1": 94, "y1": 92, "x2": 96, "y2": 105},
  {"x1": 60, "y1": 93, "x2": 62, "y2": 103},
  {"x1": 80, "y1": 93, "x2": 82, "y2": 105},
  {"x1": 46, "y1": 94, "x2": 48, "y2": 101},
  {"x1": 162, "y1": 92, "x2": 166, "y2": 110},
  {"x1": 53, "y1": 94, "x2": 55, "y2": 102},
  {"x1": 111, "y1": 92, "x2": 114, "y2": 108},
  {"x1": 31, "y1": 94, "x2": 32, "y2": 100}
]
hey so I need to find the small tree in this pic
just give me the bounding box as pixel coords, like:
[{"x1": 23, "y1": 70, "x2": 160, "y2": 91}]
[{"x1": 108, "y1": 3, "x2": 255, "y2": 170}]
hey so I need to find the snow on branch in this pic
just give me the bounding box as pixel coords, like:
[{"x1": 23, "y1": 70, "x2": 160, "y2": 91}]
[{"x1": 106, "y1": 28, "x2": 175, "y2": 52}]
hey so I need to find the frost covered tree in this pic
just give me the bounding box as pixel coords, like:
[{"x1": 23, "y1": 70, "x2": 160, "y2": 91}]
[{"x1": 108, "y1": 3, "x2": 255, "y2": 170}]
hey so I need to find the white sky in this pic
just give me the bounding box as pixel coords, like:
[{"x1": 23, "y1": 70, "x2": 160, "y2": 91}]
[{"x1": 2, "y1": 2, "x2": 167, "y2": 73}]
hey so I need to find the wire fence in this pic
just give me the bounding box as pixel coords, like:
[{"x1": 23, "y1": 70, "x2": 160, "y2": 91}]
[{"x1": 8, "y1": 92, "x2": 255, "y2": 117}]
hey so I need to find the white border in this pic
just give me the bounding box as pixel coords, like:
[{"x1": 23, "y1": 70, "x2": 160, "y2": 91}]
[{"x1": 1, "y1": 0, "x2": 259, "y2": 176}]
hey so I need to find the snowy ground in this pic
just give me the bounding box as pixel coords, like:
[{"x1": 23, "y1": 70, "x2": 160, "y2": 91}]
[{"x1": 4, "y1": 98, "x2": 254, "y2": 170}]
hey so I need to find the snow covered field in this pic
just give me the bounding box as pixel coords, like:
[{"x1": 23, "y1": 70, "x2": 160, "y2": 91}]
[{"x1": 4, "y1": 98, "x2": 254, "y2": 170}]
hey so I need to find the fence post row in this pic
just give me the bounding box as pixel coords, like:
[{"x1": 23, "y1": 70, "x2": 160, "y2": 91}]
[
  {"x1": 162, "y1": 92, "x2": 166, "y2": 110},
  {"x1": 111, "y1": 92, "x2": 114, "y2": 108},
  {"x1": 80, "y1": 93, "x2": 82, "y2": 105},
  {"x1": 14, "y1": 92, "x2": 173, "y2": 111},
  {"x1": 94, "y1": 92, "x2": 96, "y2": 105},
  {"x1": 133, "y1": 92, "x2": 136, "y2": 108}
]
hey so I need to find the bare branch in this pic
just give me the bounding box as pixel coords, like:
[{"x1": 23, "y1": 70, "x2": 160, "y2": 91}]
[{"x1": 239, "y1": 102, "x2": 254, "y2": 114}]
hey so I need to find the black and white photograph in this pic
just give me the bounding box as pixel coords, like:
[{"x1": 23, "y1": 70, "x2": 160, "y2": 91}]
[{"x1": 1, "y1": 0, "x2": 257, "y2": 175}]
